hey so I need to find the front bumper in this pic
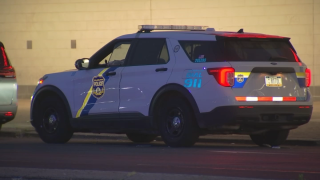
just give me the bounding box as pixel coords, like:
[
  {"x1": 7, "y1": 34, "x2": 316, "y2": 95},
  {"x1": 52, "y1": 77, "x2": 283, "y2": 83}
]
[{"x1": 198, "y1": 105, "x2": 313, "y2": 130}]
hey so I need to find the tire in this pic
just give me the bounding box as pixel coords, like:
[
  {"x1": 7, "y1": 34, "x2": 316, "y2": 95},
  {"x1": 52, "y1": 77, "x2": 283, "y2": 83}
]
[
  {"x1": 0, "y1": 124, "x2": 2, "y2": 131},
  {"x1": 157, "y1": 96, "x2": 199, "y2": 147},
  {"x1": 250, "y1": 130, "x2": 290, "y2": 146},
  {"x1": 33, "y1": 96, "x2": 73, "y2": 143},
  {"x1": 126, "y1": 133, "x2": 157, "y2": 143}
]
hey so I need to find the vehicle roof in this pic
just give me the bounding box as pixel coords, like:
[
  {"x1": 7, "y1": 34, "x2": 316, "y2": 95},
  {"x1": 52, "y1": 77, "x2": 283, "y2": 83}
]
[{"x1": 117, "y1": 30, "x2": 288, "y2": 40}]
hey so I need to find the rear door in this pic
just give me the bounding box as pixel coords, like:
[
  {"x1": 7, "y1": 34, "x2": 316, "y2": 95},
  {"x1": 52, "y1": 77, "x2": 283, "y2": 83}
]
[
  {"x1": 119, "y1": 38, "x2": 174, "y2": 116},
  {"x1": 224, "y1": 38, "x2": 308, "y2": 101},
  {"x1": 0, "y1": 42, "x2": 16, "y2": 105}
]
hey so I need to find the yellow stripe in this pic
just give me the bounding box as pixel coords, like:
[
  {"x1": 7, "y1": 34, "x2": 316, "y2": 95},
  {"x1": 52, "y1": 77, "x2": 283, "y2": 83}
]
[
  {"x1": 76, "y1": 68, "x2": 110, "y2": 118},
  {"x1": 76, "y1": 86, "x2": 93, "y2": 118},
  {"x1": 235, "y1": 72, "x2": 305, "y2": 78},
  {"x1": 234, "y1": 72, "x2": 251, "y2": 78},
  {"x1": 296, "y1": 72, "x2": 305, "y2": 78}
]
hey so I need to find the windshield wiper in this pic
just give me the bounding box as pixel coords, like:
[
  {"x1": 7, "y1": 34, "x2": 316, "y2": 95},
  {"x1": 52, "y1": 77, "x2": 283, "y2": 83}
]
[{"x1": 269, "y1": 56, "x2": 288, "y2": 61}]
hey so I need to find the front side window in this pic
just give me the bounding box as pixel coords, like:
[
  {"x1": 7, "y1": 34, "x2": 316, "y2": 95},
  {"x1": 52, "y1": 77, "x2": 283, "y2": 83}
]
[
  {"x1": 106, "y1": 42, "x2": 131, "y2": 66},
  {"x1": 130, "y1": 39, "x2": 169, "y2": 66},
  {"x1": 93, "y1": 40, "x2": 132, "y2": 68}
]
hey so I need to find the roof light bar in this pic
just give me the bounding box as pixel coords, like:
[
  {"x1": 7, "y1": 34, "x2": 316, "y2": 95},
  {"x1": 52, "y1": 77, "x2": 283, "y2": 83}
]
[{"x1": 138, "y1": 25, "x2": 209, "y2": 31}]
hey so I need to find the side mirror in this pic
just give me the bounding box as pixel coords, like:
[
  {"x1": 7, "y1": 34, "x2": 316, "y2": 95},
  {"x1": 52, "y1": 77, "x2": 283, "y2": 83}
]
[{"x1": 75, "y1": 58, "x2": 89, "y2": 70}]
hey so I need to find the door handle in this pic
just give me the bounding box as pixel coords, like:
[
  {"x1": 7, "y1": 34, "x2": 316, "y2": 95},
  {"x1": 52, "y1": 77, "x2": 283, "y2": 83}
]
[
  {"x1": 155, "y1": 68, "x2": 167, "y2": 72},
  {"x1": 105, "y1": 71, "x2": 116, "y2": 76}
]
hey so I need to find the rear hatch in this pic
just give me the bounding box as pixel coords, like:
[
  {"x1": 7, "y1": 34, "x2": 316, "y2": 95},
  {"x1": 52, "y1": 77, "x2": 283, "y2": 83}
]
[
  {"x1": 220, "y1": 36, "x2": 309, "y2": 102},
  {"x1": 0, "y1": 42, "x2": 16, "y2": 105}
]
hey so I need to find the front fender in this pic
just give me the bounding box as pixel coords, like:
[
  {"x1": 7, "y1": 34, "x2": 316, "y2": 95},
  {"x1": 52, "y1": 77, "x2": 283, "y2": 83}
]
[{"x1": 30, "y1": 85, "x2": 72, "y2": 123}]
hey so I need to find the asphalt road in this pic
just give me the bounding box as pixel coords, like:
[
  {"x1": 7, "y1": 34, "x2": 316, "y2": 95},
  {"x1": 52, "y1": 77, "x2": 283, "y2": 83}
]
[
  {"x1": 1, "y1": 100, "x2": 320, "y2": 179},
  {"x1": 0, "y1": 136, "x2": 319, "y2": 180},
  {"x1": 3, "y1": 99, "x2": 320, "y2": 141}
]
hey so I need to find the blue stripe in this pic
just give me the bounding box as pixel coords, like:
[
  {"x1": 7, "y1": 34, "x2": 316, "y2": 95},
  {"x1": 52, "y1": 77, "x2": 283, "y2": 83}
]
[
  {"x1": 80, "y1": 66, "x2": 118, "y2": 117},
  {"x1": 233, "y1": 78, "x2": 248, "y2": 88},
  {"x1": 297, "y1": 78, "x2": 305, "y2": 87}
]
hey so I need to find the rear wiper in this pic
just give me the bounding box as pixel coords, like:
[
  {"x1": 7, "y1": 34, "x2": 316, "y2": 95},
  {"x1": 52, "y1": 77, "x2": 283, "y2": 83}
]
[{"x1": 269, "y1": 56, "x2": 288, "y2": 61}]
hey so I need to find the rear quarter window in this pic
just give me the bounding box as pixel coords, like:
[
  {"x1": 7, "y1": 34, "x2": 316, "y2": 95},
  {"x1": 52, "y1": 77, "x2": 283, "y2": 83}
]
[{"x1": 179, "y1": 41, "x2": 224, "y2": 63}]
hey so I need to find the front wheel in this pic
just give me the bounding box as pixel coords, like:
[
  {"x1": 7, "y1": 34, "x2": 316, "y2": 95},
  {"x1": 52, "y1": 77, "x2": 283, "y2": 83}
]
[
  {"x1": 158, "y1": 96, "x2": 199, "y2": 147},
  {"x1": 126, "y1": 133, "x2": 157, "y2": 143},
  {"x1": 250, "y1": 130, "x2": 290, "y2": 146},
  {"x1": 33, "y1": 96, "x2": 74, "y2": 143}
]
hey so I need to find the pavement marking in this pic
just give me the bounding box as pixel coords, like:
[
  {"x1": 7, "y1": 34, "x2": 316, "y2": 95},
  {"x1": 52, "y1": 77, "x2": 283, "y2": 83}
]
[
  {"x1": 0, "y1": 167, "x2": 267, "y2": 180},
  {"x1": 209, "y1": 150, "x2": 296, "y2": 155},
  {"x1": 137, "y1": 163, "x2": 320, "y2": 174},
  {"x1": 0, "y1": 160, "x2": 18, "y2": 162}
]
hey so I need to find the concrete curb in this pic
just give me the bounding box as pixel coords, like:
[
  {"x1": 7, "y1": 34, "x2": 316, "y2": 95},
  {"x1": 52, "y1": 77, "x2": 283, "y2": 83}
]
[{"x1": 1, "y1": 129, "x2": 319, "y2": 146}]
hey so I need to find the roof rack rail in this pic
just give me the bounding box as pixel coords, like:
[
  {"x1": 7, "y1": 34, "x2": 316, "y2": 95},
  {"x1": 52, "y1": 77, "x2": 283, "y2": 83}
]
[{"x1": 137, "y1": 25, "x2": 209, "y2": 33}]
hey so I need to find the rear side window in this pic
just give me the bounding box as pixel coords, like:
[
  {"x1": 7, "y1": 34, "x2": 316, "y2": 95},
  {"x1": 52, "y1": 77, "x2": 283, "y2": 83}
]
[
  {"x1": 130, "y1": 39, "x2": 169, "y2": 66},
  {"x1": 179, "y1": 39, "x2": 298, "y2": 62},
  {"x1": 179, "y1": 41, "x2": 223, "y2": 63}
]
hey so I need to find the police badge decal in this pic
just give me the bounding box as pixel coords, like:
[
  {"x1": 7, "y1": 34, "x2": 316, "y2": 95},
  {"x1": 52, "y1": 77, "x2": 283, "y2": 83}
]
[
  {"x1": 92, "y1": 76, "x2": 105, "y2": 99},
  {"x1": 237, "y1": 74, "x2": 244, "y2": 83}
]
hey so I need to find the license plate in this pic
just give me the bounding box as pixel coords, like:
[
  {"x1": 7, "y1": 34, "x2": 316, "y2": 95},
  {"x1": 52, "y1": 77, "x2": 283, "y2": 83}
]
[{"x1": 265, "y1": 76, "x2": 282, "y2": 87}]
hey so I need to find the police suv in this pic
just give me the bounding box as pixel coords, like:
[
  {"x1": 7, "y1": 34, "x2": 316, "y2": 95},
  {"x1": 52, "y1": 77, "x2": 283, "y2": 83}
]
[{"x1": 30, "y1": 25, "x2": 313, "y2": 147}]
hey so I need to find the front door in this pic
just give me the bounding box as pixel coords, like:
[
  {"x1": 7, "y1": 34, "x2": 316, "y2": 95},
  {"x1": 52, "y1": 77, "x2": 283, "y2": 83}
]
[{"x1": 73, "y1": 40, "x2": 132, "y2": 118}]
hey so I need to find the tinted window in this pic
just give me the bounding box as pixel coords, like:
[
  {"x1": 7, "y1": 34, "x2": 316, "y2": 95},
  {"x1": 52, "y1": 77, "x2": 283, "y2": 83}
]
[
  {"x1": 179, "y1": 41, "x2": 224, "y2": 63},
  {"x1": 224, "y1": 39, "x2": 297, "y2": 62},
  {"x1": 158, "y1": 43, "x2": 169, "y2": 64},
  {"x1": 130, "y1": 39, "x2": 169, "y2": 66},
  {"x1": 179, "y1": 39, "x2": 297, "y2": 62}
]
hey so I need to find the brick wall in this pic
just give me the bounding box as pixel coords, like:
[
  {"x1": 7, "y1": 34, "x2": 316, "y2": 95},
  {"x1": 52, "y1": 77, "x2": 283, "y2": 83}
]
[{"x1": 0, "y1": 0, "x2": 319, "y2": 98}]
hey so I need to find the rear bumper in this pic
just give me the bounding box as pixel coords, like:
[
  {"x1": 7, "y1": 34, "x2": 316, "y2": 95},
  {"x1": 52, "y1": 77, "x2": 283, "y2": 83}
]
[
  {"x1": 0, "y1": 105, "x2": 17, "y2": 124},
  {"x1": 198, "y1": 105, "x2": 313, "y2": 130}
]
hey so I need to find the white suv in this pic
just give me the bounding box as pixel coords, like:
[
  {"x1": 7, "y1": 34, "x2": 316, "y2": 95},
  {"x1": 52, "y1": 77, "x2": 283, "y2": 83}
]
[{"x1": 30, "y1": 25, "x2": 313, "y2": 147}]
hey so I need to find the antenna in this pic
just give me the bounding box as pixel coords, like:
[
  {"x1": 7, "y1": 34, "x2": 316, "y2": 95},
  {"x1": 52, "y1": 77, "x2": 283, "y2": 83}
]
[{"x1": 237, "y1": 28, "x2": 244, "y2": 33}]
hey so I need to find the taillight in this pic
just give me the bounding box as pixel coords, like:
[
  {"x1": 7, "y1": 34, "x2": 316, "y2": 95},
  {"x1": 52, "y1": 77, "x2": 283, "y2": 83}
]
[
  {"x1": 305, "y1": 68, "x2": 311, "y2": 87},
  {"x1": 299, "y1": 106, "x2": 310, "y2": 108},
  {"x1": 0, "y1": 66, "x2": 16, "y2": 78},
  {"x1": 207, "y1": 67, "x2": 235, "y2": 87},
  {"x1": 4, "y1": 112, "x2": 13, "y2": 116},
  {"x1": 1, "y1": 46, "x2": 8, "y2": 66}
]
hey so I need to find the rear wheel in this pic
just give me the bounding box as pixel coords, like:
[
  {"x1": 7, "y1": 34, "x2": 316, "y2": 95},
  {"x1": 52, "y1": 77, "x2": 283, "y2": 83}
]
[
  {"x1": 126, "y1": 133, "x2": 157, "y2": 143},
  {"x1": 0, "y1": 124, "x2": 2, "y2": 130},
  {"x1": 158, "y1": 96, "x2": 199, "y2": 147},
  {"x1": 250, "y1": 130, "x2": 290, "y2": 146},
  {"x1": 33, "y1": 96, "x2": 73, "y2": 143}
]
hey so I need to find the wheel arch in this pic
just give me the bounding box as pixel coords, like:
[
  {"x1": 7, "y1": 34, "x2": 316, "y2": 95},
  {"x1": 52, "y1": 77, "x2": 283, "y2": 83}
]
[
  {"x1": 148, "y1": 83, "x2": 200, "y2": 128},
  {"x1": 30, "y1": 85, "x2": 72, "y2": 123}
]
